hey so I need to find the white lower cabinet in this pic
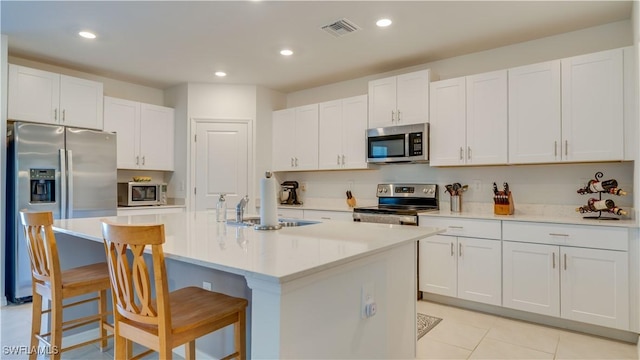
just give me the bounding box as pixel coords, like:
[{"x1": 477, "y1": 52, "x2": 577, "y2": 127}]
[
  {"x1": 276, "y1": 208, "x2": 304, "y2": 220},
  {"x1": 303, "y1": 210, "x2": 353, "y2": 222},
  {"x1": 419, "y1": 218, "x2": 502, "y2": 306},
  {"x1": 502, "y1": 222, "x2": 629, "y2": 330}
]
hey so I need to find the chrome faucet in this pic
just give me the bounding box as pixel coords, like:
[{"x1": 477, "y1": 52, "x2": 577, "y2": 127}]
[{"x1": 235, "y1": 195, "x2": 249, "y2": 222}]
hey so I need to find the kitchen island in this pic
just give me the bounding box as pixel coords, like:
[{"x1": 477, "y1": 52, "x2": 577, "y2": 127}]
[{"x1": 53, "y1": 211, "x2": 442, "y2": 359}]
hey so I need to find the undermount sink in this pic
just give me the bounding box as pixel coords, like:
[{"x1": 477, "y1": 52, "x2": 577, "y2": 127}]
[{"x1": 226, "y1": 216, "x2": 319, "y2": 227}]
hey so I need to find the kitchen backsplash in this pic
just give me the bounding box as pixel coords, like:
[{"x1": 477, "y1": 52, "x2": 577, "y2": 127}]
[{"x1": 277, "y1": 161, "x2": 634, "y2": 210}]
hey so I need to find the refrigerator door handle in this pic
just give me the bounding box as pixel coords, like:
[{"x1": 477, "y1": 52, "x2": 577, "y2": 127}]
[
  {"x1": 67, "y1": 150, "x2": 74, "y2": 218},
  {"x1": 59, "y1": 149, "x2": 67, "y2": 219}
]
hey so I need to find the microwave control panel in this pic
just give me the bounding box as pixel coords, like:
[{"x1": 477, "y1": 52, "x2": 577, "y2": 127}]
[{"x1": 408, "y1": 132, "x2": 423, "y2": 156}]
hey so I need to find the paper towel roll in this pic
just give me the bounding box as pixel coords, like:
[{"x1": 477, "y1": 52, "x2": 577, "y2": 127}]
[{"x1": 260, "y1": 172, "x2": 278, "y2": 226}]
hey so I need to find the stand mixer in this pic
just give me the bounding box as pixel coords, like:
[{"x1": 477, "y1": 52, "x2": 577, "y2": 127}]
[{"x1": 280, "y1": 181, "x2": 302, "y2": 205}]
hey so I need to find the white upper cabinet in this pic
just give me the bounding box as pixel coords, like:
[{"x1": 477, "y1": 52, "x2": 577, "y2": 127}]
[
  {"x1": 429, "y1": 77, "x2": 466, "y2": 166},
  {"x1": 368, "y1": 70, "x2": 429, "y2": 128},
  {"x1": 319, "y1": 95, "x2": 368, "y2": 170},
  {"x1": 508, "y1": 60, "x2": 561, "y2": 164},
  {"x1": 103, "y1": 96, "x2": 175, "y2": 171},
  {"x1": 272, "y1": 104, "x2": 319, "y2": 171},
  {"x1": 561, "y1": 48, "x2": 623, "y2": 162},
  {"x1": 8, "y1": 64, "x2": 104, "y2": 130},
  {"x1": 430, "y1": 70, "x2": 507, "y2": 166}
]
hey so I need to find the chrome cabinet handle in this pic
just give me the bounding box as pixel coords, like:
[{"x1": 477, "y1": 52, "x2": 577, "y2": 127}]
[
  {"x1": 564, "y1": 253, "x2": 567, "y2": 270},
  {"x1": 459, "y1": 147, "x2": 464, "y2": 160},
  {"x1": 467, "y1": 147, "x2": 471, "y2": 160},
  {"x1": 54, "y1": 108, "x2": 58, "y2": 121},
  {"x1": 397, "y1": 110, "x2": 401, "y2": 122},
  {"x1": 136, "y1": 156, "x2": 139, "y2": 165},
  {"x1": 565, "y1": 140, "x2": 568, "y2": 156},
  {"x1": 450, "y1": 242, "x2": 454, "y2": 256},
  {"x1": 448, "y1": 226, "x2": 463, "y2": 229},
  {"x1": 320, "y1": 217, "x2": 331, "y2": 220},
  {"x1": 295, "y1": 157, "x2": 299, "y2": 167},
  {"x1": 549, "y1": 233, "x2": 569, "y2": 237},
  {"x1": 459, "y1": 243, "x2": 462, "y2": 257},
  {"x1": 342, "y1": 155, "x2": 345, "y2": 165},
  {"x1": 391, "y1": 110, "x2": 395, "y2": 122},
  {"x1": 62, "y1": 109, "x2": 66, "y2": 122},
  {"x1": 142, "y1": 156, "x2": 145, "y2": 165},
  {"x1": 554, "y1": 141, "x2": 558, "y2": 157},
  {"x1": 337, "y1": 155, "x2": 341, "y2": 165},
  {"x1": 552, "y1": 252, "x2": 556, "y2": 269},
  {"x1": 291, "y1": 157, "x2": 294, "y2": 167}
]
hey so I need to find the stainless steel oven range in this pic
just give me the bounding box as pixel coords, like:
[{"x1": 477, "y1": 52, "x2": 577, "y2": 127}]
[{"x1": 352, "y1": 183, "x2": 439, "y2": 226}]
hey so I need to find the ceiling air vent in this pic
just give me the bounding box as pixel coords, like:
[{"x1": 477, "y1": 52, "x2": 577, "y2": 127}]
[{"x1": 321, "y1": 18, "x2": 361, "y2": 37}]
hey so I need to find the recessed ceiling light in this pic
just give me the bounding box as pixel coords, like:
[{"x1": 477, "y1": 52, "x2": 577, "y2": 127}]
[
  {"x1": 78, "y1": 31, "x2": 96, "y2": 39},
  {"x1": 280, "y1": 49, "x2": 293, "y2": 56},
  {"x1": 215, "y1": 71, "x2": 227, "y2": 77},
  {"x1": 376, "y1": 19, "x2": 392, "y2": 27}
]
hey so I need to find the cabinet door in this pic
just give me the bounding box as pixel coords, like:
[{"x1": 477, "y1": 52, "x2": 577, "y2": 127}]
[
  {"x1": 140, "y1": 104, "x2": 174, "y2": 171},
  {"x1": 277, "y1": 208, "x2": 304, "y2": 219},
  {"x1": 561, "y1": 247, "x2": 629, "y2": 330},
  {"x1": 272, "y1": 109, "x2": 296, "y2": 171},
  {"x1": 8, "y1": 64, "x2": 59, "y2": 124},
  {"x1": 502, "y1": 241, "x2": 560, "y2": 317},
  {"x1": 396, "y1": 70, "x2": 429, "y2": 125},
  {"x1": 429, "y1": 77, "x2": 466, "y2": 166},
  {"x1": 293, "y1": 104, "x2": 319, "y2": 170},
  {"x1": 457, "y1": 237, "x2": 502, "y2": 306},
  {"x1": 318, "y1": 100, "x2": 344, "y2": 170},
  {"x1": 59, "y1": 75, "x2": 104, "y2": 130},
  {"x1": 419, "y1": 234, "x2": 457, "y2": 297},
  {"x1": 466, "y1": 70, "x2": 508, "y2": 165},
  {"x1": 341, "y1": 95, "x2": 368, "y2": 169},
  {"x1": 103, "y1": 97, "x2": 140, "y2": 169},
  {"x1": 508, "y1": 61, "x2": 561, "y2": 164},
  {"x1": 561, "y1": 48, "x2": 623, "y2": 162},
  {"x1": 303, "y1": 210, "x2": 353, "y2": 222},
  {"x1": 368, "y1": 76, "x2": 396, "y2": 128}
]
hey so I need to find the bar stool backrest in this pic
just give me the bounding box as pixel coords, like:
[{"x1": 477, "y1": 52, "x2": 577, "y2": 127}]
[{"x1": 20, "y1": 211, "x2": 62, "y2": 290}]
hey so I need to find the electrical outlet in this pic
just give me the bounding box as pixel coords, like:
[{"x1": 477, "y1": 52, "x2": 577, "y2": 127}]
[
  {"x1": 361, "y1": 282, "x2": 375, "y2": 319},
  {"x1": 300, "y1": 182, "x2": 307, "y2": 192},
  {"x1": 202, "y1": 281, "x2": 212, "y2": 291}
]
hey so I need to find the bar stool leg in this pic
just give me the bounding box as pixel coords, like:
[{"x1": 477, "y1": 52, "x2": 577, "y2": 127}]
[
  {"x1": 29, "y1": 290, "x2": 43, "y2": 360},
  {"x1": 114, "y1": 331, "x2": 127, "y2": 359},
  {"x1": 51, "y1": 296, "x2": 63, "y2": 360},
  {"x1": 185, "y1": 341, "x2": 195, "y2": 360},
  {"x1": 99, "y1": 289, "x2": 108, "y2": 350},
  {"x1": 237, "y1": 311, "x2": 246, "y2": 360}
]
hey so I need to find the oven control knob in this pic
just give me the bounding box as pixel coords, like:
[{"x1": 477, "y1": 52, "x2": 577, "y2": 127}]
[
  {"x1": 423, "y1": 188, "x2": 434, "y2": 194},
  {"x1": 383, "y1": 188, "x2": 388, "y2": 193}
]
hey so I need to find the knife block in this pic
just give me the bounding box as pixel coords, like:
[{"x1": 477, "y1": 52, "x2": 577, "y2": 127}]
[{"x1": 494, "y1": 192, "x2": 514, "y2": 215}]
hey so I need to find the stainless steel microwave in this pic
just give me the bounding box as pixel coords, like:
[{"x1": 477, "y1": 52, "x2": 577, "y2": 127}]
[
  {"x1": 366, "y1": 123, "x2": 429, "y2": 164},
  {"x1": 117, "y1": 182, "x2": 167, "y2": 206}
]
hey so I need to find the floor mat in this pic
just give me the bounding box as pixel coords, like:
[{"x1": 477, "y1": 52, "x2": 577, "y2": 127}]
[{"x1": 417, "y1": 313, "x2": 442, "y2": 340}]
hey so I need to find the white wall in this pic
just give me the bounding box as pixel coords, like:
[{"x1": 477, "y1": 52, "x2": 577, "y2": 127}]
[
  {"x1": 279, "y1": 20, "x2": 636, "y2": 213},
  {"x1": 255, "y1": 87, "x2": 286, "y2": 198},
  {"x1": 8, "y1": 56, "x2": 165, "y2": 105},
  {"x1": 1, "y1": 34, "x2": 8, "y2": 306}
]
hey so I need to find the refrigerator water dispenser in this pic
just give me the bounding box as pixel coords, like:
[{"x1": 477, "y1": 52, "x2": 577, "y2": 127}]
[{"x1": 30, "y1": 168, "x2": 55, "y2": 203}]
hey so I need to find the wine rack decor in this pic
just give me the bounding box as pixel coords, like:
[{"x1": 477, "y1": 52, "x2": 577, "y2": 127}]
[{"x1": 576, "y1": 171, "x2": 627, "y2": 220}]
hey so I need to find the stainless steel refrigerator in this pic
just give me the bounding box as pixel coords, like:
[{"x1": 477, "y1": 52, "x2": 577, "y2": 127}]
[{"x1": 5, "y1": 122, "x2": 117, "y2": 303}]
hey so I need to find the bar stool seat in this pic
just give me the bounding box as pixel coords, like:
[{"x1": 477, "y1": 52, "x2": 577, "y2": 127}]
[
  {"x1": 101, "y1": 220, "x2": 248, "y2": 360},
  {"x1": 19, "y1": 211, "x2": 112, "y2": 360}
]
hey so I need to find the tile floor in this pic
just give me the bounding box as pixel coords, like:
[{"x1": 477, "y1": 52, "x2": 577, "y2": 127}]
[
  {"x1": 1, "y1": 300, "x2": 638, "y2": 359},
  {"x1": 417, "y1": 300, "x2": 639, "y2": 360}
]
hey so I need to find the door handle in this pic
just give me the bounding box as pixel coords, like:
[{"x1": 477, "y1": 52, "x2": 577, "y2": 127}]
[
  {"x1": 337, "y1": 155, "x2": 340, "y2": 165},
  {"x1": 136, "y1": 156, "x2": 140, "y2": 165},
  {"x1": 59, "y1": 149, "x2": 67, "y2": 219},
  {"x1": 342, "y1": 155, "x2": 345, "y2": 165},
  {"x1": 67, "y1": 150, "x2": 74, "y2": 218},
  {"x1": 291, "y1": 157, "x2": 294, "y2": 167},
  {"x1": 459, "y1": 147, "x2": 464, "y2": 160},
  {"x1": 62, "y1": 109, "x2": 66, "y2": 122},
  {"x1": 142, "y1": 156, "x2": 145, "y2": 165},
  {"x1": 564, "y1": 253, "x2": 567, "y2": 270},
  {"x1": 459, "y1": 243, "x2": 462, "y2": 257},
  {"x1": 295, "y1": 157, "x2": 299, "y2": 167},
  {"x1": 397, "y1": 110, "x2": 401, "y2": 122},
  {"x1": 467, "y1": 147, "x2": 471, "y2": 160},
  {"x1": 391, "y1": 110, "x2": 395, "y2": 122},
  {"x1": 450, "y1": 242, "x2": 454, "y2": 257},
  {"x1": 565, "y1": 140, "x2": 568, "y2": 157},
  {"x1": 54, "y1": 108, "x2": 58, "y2": 122},
  {"x1": 552, "y1": 252, "x2": 556, "y2": 269}
]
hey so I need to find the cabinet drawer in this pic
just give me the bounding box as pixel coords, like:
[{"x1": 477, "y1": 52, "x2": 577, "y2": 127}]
[
  {"x1": 503, "y1": 221, "x2": 628, "y2": 251},
  {"x1": 277, "y1": 208, "x2": 304, "y2": 219},
  {"x1": 420, "y1": 217, "x2": 501, "y2": 239},
  {"x1": 304, "y1": 210, "x2": 353, "y2": 222}
]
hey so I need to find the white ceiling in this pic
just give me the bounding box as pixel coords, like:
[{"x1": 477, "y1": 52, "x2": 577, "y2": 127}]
[{"x1": 1, "y1": 1, "x2": 633, "y2": 93}]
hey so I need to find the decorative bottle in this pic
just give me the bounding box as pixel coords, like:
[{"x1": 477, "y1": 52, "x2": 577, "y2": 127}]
[
  {"x1": 577, "y1": 179, "x2": 618, "y2": 194},
  {"x1": 216, "y1": 194, "x2": 227, "y2": 222},
  {"x1": 609, "y1": 207, "x2": 628, "y2": 216},
  {"x1": 575, "y1": 198, "x2": 615, "y2": 213}
]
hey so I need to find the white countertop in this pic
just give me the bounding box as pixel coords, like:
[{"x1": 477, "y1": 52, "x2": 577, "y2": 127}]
[
  {"x1": 53, "y1": 211, "x2": 442, "y2": 283},
  {"x1": 421, "y1": 203, "x2": 637, "y2": 228}
]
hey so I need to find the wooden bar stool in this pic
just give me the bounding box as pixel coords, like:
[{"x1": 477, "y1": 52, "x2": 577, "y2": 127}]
[
  {"x1": 101, "y1": 220, "x2": 248, "y2": 360},
  {"x1": 19, "y1": 211, "x2": 112, "y2": 360}
]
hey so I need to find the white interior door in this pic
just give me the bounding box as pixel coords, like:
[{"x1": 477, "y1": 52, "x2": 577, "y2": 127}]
[{"x1": 194, "y1": 121, "x2": 249, "y2": 212}]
